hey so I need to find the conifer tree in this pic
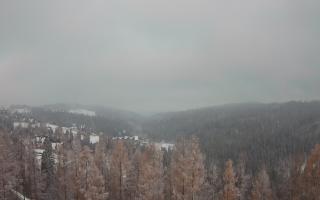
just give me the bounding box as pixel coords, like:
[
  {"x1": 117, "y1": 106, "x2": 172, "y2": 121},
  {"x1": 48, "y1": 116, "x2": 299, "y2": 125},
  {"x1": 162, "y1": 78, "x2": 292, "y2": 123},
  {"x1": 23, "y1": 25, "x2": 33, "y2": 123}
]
[
  {"x1": 126, "y1": 150, "x2": 142, "y2": 199},
  {"x1": 27, "y1": 141, "x2": 45, "y2": 200},
  {"x1": 201, "y1": 163, "x2": 221, "y2": 200},
  {"x1": 222, "y1": 160, "x2": 239, "y2": 200},
  {"x1": 236, "y1": 155, "x2": 250, "y2": 200},
  {"x1": 78, "y1": 146, "x2": 105, "y2": 200},
  {"x1": 250, "y1": 168, "x2": 273, "y2": 200},
  {"x1": 94, "y1": 140, "x2": 108, "y2": 193},
  {"x1": 56, "y1": 144, "x2": 74, "y2": 200},
  {"x1": 138, "y1": 145, "x2": 164, "y2": 200},
  {"x1": 0, "y1": 132, "x2": 19, "y2": 199},
  {"x1": 41, "y1": 137, "x2": 57, "y2": 200},
  {"x1": 78, "y1": 146, "x2": 92, "y2": 199},
  {"x1": 171, "y1": 137, "x2": 190, "y2": 199},
  {"x1": 171, "y1": 136, "x2": 205, "y2": 200},
  {"x1": 110, "y1": 140, "x2": 130, "y2": 200},
  {"x1": 292, "y1": 144, "x2": 320, "y2": 199},
  {"x1": 84, "y1": 162, "x2": 105, "y2": 200},
  {"x1": 189, "y1": 136, "x2": 205, "y2": 200},
  {"x1": 71, "y1": 136, "x2": 82, "y2": 200},
  {"x1": 23, "y1": 138, "x2": 45, "y2": 199}
]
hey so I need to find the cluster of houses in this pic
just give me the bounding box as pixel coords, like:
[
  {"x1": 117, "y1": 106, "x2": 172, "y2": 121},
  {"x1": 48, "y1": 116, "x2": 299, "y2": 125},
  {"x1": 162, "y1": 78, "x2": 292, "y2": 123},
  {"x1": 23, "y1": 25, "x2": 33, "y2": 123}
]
[
  {"x1": 154, "y1": 142, "x2": 175, "y2": 151},
  {"x1": 112, "y1": 135, "x2": 139, "y2": 141},
  {"x1": 12, "y1": 117, "x2": 102, "y2": 169},
  {"x1": 3, "y1": 106, "x2": 175, "y2": 170},
  {"x1": 12, "y1": 116, "x2": 100, "y2": 144},
  {"x1": 13, "y1": 118, "x2": 41, "y2": 129},
  {"x1": 112, "y1": 135, "x2": 174, "y2": 151}
]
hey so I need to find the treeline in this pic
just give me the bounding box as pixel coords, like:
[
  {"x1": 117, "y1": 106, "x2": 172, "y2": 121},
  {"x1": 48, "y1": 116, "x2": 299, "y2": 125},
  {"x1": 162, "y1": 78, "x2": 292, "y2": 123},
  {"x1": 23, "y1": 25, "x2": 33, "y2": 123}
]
[{"x1": 1, "y1": 131, "x2": 320, "y2": 200}]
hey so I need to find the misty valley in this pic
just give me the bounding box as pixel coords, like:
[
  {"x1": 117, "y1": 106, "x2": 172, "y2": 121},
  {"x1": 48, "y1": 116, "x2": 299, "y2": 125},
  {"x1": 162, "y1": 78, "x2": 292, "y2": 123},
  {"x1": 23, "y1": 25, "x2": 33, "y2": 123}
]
[
  {"x1": 1, "y1": 102, "x2": 320, "y2": 199},
  {"x1": 1, "y1": 0, "x2": 320, "y2": 199}
]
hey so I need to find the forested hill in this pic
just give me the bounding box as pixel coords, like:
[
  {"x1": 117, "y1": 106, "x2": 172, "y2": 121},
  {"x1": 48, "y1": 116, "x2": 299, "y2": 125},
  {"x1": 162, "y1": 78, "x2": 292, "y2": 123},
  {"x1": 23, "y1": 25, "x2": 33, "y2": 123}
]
[
  {"x1": 7, "y1": 101, "x2": 320, "y2": 171},
  {"x1": 142, "y1": 101, "x2": 320, "y2": 170},
  {"x1": 8, "y1": 104, "x2": 143, "y2": 136}
]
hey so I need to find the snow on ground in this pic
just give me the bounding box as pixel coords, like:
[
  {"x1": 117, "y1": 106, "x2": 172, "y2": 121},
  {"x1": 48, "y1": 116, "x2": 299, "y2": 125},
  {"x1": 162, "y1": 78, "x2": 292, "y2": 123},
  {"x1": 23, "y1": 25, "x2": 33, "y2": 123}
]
[{"x1": 69, "y1": 109, "x2": 96, "y2": 116}]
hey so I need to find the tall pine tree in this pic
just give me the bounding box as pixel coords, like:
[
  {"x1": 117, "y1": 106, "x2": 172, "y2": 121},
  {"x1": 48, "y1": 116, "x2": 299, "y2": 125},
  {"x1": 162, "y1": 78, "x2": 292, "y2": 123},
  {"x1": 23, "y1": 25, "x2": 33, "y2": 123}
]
[
  {"x1": 251, "y1": 168, "x2": 273, "y2": 200},
  {"x1": 222, "y1": 160, "x2": 239, "y2": 200},
  {"x1": 171, "y1": 136, "x2": 205, "y2": 200},
  {"x1": 110, "y1": 140, "x2": 130, "y2": 200},
  {"x1": 41, "y1": 137, "x2": 56, "y2": 200}
]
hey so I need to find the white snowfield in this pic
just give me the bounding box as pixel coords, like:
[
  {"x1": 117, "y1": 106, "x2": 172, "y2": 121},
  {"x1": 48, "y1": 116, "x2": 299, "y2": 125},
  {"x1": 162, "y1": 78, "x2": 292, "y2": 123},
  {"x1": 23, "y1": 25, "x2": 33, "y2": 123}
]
[{"x1": 69, "y1": 109, "x2": 96, "y2": 116}]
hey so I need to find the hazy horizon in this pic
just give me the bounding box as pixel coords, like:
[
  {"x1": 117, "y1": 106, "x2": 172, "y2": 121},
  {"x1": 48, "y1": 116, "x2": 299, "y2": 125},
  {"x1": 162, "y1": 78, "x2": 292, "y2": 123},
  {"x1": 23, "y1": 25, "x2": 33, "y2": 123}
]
[
  {"x1": 3, "y1": 100, "x2": 320, "y2": 115},
  {"x1": 1, "y1": 0, "x2": 320, "y2": 112}
]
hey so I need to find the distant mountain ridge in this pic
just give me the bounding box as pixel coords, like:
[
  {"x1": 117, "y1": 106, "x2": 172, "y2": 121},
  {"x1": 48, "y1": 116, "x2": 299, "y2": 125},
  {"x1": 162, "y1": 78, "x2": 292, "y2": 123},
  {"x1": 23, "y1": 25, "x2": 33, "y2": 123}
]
[
  {"x1": 7, "y1": 103, "x2": 142, "y2": 136},
  {"x1": 142, "y1": 101, "x2": 320, "y2": 170},
  {"x1": 40, "y1": 103, "x2": 141, "y2": 120},
  {"x1": 7, "y1": 101, "x2": 320, "y2": 171}
]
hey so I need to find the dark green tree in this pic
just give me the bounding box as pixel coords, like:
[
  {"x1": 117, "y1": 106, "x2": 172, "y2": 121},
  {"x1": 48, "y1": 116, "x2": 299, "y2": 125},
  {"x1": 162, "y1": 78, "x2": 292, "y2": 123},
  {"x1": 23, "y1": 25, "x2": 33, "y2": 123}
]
[{"x1": 41, "y1": 137, "x2": 56, "y2": 200}]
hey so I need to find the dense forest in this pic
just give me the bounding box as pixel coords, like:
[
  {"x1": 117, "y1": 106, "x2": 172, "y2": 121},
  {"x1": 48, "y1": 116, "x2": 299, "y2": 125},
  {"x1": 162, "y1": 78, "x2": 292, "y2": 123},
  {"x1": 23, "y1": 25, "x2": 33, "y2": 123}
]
[
  {"x1": 1, "y1": 101, "x2": 320, "y2": 199},
  {"x1": 143, "y1": 102, "x2": 320, "y2": 171},
  {"x1": 1, "y1": 128, "x2": 320, "y2": 200}
]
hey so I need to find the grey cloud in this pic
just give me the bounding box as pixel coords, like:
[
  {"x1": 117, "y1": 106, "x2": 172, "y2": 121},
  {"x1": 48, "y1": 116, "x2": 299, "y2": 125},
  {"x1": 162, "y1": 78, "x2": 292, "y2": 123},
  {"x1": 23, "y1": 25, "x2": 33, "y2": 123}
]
[{"x1": 0, "y1": 0, "x2": 319, "y2": 112}]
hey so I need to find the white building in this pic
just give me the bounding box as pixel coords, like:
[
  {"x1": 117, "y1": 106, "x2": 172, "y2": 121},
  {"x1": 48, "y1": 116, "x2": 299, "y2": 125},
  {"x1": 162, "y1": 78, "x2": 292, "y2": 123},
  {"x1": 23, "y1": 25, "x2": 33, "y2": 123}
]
[
  {"x1": 35, "y1": 136, "x2": 46, "y2": 144},
  {"x1": 61, "y1": 126, "x2": 78, "y2": 135},
  {"x1": 154, "y1": 142, "x2": 174, "y2": 151},
  {"x1": 133, "y1": 136, "x2": 139, "y2": 141},
  {"x1": 61, "y1": 127, "x2": 71, "y2": 134},
  {"x1": 13, "y1": 122, "x2": 29, "y2": 129},
  {"x1": 31, "y1": 122, "x2": 41, "y2": 128},
  {"x1": 90, "y1": 134, "x2": 99, "y2": 144},
  {"x1": 34, "y1": 149, "x2": 45, "y2": 167},
  {"x1": 46, "y1": 123, "x2": 59, "y2": 133},
  {"x1": 52, "y1": 142, "x2": 62, "y2": 150},
  {"x1": 112, "y1": 135, "x2": 139, "y2": 141}
]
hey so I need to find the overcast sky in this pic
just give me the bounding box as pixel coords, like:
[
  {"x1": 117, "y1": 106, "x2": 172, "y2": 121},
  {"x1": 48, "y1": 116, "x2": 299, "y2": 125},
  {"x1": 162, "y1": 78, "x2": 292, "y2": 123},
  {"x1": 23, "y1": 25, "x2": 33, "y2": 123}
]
[{"x1": 0, "y1": 0, "x2": 319, "y2": 112}]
